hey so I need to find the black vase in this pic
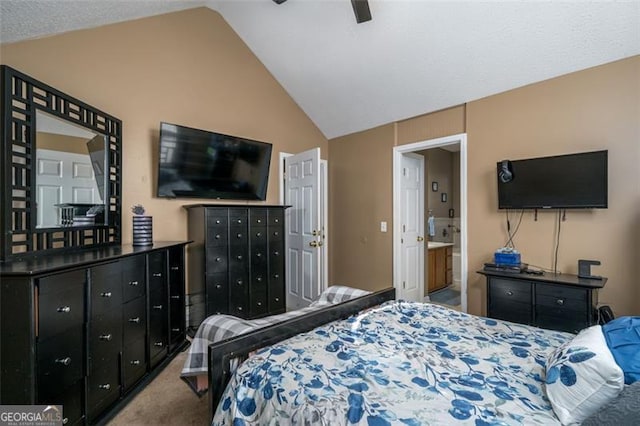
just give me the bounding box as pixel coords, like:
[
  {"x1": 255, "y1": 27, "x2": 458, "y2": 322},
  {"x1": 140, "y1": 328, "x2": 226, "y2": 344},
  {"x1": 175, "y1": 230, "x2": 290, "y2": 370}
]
[{"x1": 132, "y1": 216, "x2": 153, "y2": 246}]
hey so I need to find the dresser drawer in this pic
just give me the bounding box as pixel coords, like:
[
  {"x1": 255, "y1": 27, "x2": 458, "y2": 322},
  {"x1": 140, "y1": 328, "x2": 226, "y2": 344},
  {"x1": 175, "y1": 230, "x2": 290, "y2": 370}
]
[
  {"x1": 89, "y1": 311, "x2": 122, "y2": 364},
  {"x1": 228, "y1": 209, "x2": 248, "y2": 226},
  {"x1": 122, "y1": 337, "x2": 147, "y2": 390},
  {"x1": 250, "y1": 209, "x2": 268, "y2": 226},
  {"x1": 122, "y1": 256, "x2": 145, "y2": 302},
  {"x1": 38, "y1": 273, "x2": 85, "y2": 340},
  {"x1": 91, "y1": 263, "x2": 122, "y2": 314},
  {"x1": 87, "y1": 363, "x2": 120, "y2": 421},
  {"x1": 250, "y1": 288, "x2": 268, "y2": 318},
  {"x1": 536, "y1": 314, "x2": 588, "y2": 334},
  {"x1": 229, "y1": 245, "x2": 249, "y2": 271},
  {"x1": 39, "y1": 379, "x2": 83, "y2": 426},
  {"x1": 268, "y1": 209, "x2": 284, "y2": 227},
  {"x1": 123, "y1": 297, "x2": 146, "y2": 343},
  {"x1": 488, "y1": 302, "x2": 532, "y2": 325},
  {"x1": 229, "y1": 225, "x2": 248, "y2": 246},
  {"x1": 148, "y1": 251, "x2": 167, "y2": 290},
  {"x1": 536, "y1": 283, "x2": 586, "y2": 303},
  {"x1": 206, "y1": 273, "x2": 228, "y2": 315},
  {"x1": 37, "y1": 328, "x2": 84, "y2": 401},
  {"x1": 488, "y1": 278, "x2": 532, "y2": 304},
  {"x1": 206, "y1": 247, "x2": 228, "y2": 274},
  {"x1": 206, "y1": 225, "x2": 228, "y2": 247}
]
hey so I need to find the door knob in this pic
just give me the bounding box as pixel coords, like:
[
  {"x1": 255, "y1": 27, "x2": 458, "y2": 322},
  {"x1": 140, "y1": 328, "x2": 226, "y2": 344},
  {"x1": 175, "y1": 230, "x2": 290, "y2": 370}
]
[
  {"x1": 309, "y1": 241, "x2": 318, "y2": 247},
  {"x1": 417, "y1": 236, "x2": 424, "y2": 242}
]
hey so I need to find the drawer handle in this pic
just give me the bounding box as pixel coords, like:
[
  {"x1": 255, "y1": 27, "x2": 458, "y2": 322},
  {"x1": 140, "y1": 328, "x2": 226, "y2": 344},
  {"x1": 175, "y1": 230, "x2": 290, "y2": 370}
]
[
  {"x1": 257, "y1": 301, "x2": 262, "y2": 307},
  {"x1": 130, "y1": 360, "x2": 141, "y2": 366},
  {"x1": 154, "y1": 342, "x2": 164, "y2": 347},
  {"x1": 171, "y1": 327, "x2": 181, "y2": 332},
  {"x1": 256, "y1": 252, "x2": 262, "y2": 258},
  {"x1": 237, "y1": 307, "x2": 243, "y2": 311},
  {"x1": 215, "y1": 219, "x2": 221, "y2": 224},
  {"x1": 237, "y1": 233, "x2": 243, "y2": 239},
  {"x1": 129, "y1": 317, "x2": 140, "y2": 323},
  {"x1": 63, "y1": 418, "x2": 68, "y2": 425},
  {"x1": 129, "y1": 281, "x2": 139, "y2": 286},
  {"x1": 273, "y1": 232, "x2": 279, "y2": 237},
  {"x1": 256, "y1": 232, "x2": 262, "y2": 237},
  {"x1": 153, "y1": 304, "x2": 163, "y2": 310},
  {"x1": 215, "y1": 284, "x2": 222, "y2": 289},
  {"x1": 506, "y1": 291, "x2": 513, "y2": 297},
  {"x1": 273, "y1": 251, "x2": 280, "y2": 256},
  {"x1": 237, "y1": 219, "x2": 242, "y2": 224},
  {"x1": 257, "y1": 219, "x2": 262, "y2": 224},
  {"x1": 556, "y1": 299, "x2": 565, "y2": 306},
  {"x1": 215, "y1": 234, "x2": 221, "y2": 239},
  {"x1": 57, "y1": 306, "x2": 71, "y2": 313},
  {"x1": 274, "y1": 297, "x2": 280, "y2": 302},
  {"x1": 171, "y1": 266, "x2": 180, "y2": 271},
  {"x1": 215, "y1": 257, "x2": 221, "y2": 262},
  {"x1": 171, "y1": 295, "x2": 181, "y2": 299},
  {"x1": 100, "y1": 292, "x2": 112, "y2": 298},
  {"x1": 237, "y1": 255, "x2": 243, "y2": 260},
  {"x1": 274, "y1": 218, "x2": 279, "y2": 223},
  {"x1": 153, "y1": 272, "x2": 162, "y2": 277},
  {"x1": 98, "y1": 384, "x2": 111, "y2": 390},
  {"x1": 273, "y1": 274, "x2": 280, "y2": 279},
  {"x1": 55, "y1": 357, "x2": 71, "y2": 366},
  {"x1": 257, "y1": 277, "x2": 263, "y2": 282},
  {"x1": 99, "y1": 334, "x2": 112, "y2": 341}
]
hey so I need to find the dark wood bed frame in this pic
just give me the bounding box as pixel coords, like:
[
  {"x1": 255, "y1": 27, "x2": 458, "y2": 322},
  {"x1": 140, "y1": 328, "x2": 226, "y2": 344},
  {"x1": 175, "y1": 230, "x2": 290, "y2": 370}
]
[{"x1": 207, "y1": 287, "x2": 396, "y2": 421}]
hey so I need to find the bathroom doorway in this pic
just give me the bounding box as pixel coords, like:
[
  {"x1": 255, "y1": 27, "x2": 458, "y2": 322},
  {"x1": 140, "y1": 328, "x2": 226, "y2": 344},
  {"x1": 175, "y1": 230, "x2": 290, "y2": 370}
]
[{"x1": 393, "y1": 134, "x2": 467, "y2": 312}]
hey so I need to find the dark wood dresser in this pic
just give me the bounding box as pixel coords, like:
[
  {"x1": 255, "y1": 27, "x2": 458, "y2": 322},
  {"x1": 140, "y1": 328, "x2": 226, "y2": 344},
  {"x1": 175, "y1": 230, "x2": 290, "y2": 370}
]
[
  {"x1": 185, "y1": 205, "x2": 288, "y2": 329},
  {"x1": 0, "y1": 241, "x2": 189, "y2": 425},
  {"x1": 478, "y1": 270, "x2": 606, "y2": 333}
]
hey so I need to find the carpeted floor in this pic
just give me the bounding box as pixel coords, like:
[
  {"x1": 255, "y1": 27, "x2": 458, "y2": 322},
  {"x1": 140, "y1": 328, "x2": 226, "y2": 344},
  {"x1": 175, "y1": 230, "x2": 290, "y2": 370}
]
[
  {"x1": 108, "y1": 350, "x2": 208, "y2": 425},
  {"x1": 430, "y1": 286, "x2": 461, "y2": 307}
]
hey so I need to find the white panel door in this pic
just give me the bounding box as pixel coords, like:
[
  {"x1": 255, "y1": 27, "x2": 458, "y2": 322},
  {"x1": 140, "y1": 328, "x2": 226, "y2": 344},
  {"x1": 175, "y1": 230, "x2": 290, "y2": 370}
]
[
  {"x1": 285, "y1": 147, "x2": 321, "y2": 310},
  {"x1": 400, "y1": 153, "x2": 425, "y2": 302},
  {"x1": 36, "y1": 149, "x2": 101, "y2": 227}
]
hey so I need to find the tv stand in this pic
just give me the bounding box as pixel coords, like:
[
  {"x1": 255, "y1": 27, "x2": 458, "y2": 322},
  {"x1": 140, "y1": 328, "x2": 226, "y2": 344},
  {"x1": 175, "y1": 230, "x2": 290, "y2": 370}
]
[{"x1": 478, "y1": 269, "x2": 606, "y2": 333}]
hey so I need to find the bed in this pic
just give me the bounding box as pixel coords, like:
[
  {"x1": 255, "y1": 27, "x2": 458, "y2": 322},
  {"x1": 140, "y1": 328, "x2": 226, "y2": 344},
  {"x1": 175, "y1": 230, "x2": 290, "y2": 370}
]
[{"x1": 195, "y1": 287, "x2": 636, "y2": 425}]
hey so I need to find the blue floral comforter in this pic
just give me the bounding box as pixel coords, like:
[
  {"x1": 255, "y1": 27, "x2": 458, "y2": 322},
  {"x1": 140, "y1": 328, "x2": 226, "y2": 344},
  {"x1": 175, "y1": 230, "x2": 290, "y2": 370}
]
[{"x1": 213, "y1": 301, "x2": 572, "y2": 425}]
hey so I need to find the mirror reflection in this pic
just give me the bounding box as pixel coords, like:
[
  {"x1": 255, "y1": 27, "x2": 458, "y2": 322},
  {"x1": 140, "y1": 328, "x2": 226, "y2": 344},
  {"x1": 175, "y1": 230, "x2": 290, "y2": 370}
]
[{"x1": 35, "y1": 110, "x2": 107, "y2": 228}]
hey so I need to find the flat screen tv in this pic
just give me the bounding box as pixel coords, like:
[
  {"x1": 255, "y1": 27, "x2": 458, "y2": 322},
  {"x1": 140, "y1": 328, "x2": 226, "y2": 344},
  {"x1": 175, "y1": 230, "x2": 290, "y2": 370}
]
[
  {"x1": 157, "y1": 122, "x2": 272, "y2": 200},
  {"x1": 497, "y1": 150, "x2": 608, "y2": 209}
]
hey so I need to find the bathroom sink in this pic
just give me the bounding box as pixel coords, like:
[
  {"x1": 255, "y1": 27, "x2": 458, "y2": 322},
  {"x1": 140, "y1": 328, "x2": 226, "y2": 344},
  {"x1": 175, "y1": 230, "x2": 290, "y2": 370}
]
[{"x1": 427, "y1": 241, "x2": 454, "y2": 249}]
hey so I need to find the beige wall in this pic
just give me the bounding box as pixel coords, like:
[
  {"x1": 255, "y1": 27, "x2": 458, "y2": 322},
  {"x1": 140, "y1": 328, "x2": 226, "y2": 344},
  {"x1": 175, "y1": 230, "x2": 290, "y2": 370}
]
[
  {"x1": 36, "y1": 133, "x2": 89, "y2": 154},
  {"x1": 330, "y1": 56, "x2": 639, "y2": 317},
  {"x1": 467, "y1": 56, "x2": 640, "y2": 316},
  {"x1": 328, "y1": 124, "x2": 395, "y2": 291},
  {"x1": 1, "y1": 8, "x2": 328, "y2": 249}
]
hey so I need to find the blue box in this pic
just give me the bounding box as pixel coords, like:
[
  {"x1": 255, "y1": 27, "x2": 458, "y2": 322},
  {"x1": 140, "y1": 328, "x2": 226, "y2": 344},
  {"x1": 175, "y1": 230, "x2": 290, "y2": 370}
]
[{"x1": 494, "y1": 251, "x2": 521, "y2": 266}]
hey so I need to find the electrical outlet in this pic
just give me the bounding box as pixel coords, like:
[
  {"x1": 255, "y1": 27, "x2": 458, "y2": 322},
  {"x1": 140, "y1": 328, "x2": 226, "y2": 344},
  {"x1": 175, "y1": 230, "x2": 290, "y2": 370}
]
[{"x1": 380, "y1": 221, "x2": 387, "y2": 232}]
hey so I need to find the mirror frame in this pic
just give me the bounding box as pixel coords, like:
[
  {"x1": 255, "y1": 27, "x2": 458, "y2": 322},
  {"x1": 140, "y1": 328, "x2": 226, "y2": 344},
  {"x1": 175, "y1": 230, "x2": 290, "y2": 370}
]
[{"x1": 1, "y1": 65, "x2": 122, "y2": 261}]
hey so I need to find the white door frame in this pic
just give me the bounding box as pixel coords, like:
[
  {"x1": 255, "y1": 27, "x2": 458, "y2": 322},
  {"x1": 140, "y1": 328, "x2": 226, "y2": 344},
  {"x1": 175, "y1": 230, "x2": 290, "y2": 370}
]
[
  {"x1": 393, "y1": 133, "x2": 468, "y2": 312},
  {"x1": 279, "y1": 152, "x2": 329, "y2": 297}
]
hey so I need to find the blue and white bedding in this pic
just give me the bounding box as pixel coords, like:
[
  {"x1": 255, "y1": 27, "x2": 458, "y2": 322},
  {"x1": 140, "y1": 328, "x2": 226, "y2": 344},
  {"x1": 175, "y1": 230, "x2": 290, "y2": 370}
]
[{"x1": 213, "y1": 301, "x2": 573, "y2": 425}]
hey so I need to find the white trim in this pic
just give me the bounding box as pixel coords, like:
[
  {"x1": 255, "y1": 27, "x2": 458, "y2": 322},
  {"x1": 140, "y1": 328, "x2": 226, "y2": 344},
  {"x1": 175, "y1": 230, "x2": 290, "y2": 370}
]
[
  {"x1": 278, "y1": 152, "x2": 293, "y2": 205},
  {"x1": 320, "y1": 159, "x2": 328, "y2": 292},
  {"x1": 393, "y1": 133, "x2": 468, "y2": 313}
]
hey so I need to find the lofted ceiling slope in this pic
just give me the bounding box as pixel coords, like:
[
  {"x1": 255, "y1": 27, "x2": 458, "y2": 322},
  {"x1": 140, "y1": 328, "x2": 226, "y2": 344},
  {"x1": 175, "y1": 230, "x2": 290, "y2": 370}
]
[{"x1": 1, "y1": 0, "x2": 639, "y2": 139}]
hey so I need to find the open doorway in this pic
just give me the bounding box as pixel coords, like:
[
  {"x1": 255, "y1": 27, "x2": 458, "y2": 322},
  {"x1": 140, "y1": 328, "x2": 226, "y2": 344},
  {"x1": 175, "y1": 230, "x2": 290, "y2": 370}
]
[{"x1": 393, "y1": 134, "x2": 468, "y2": 312}]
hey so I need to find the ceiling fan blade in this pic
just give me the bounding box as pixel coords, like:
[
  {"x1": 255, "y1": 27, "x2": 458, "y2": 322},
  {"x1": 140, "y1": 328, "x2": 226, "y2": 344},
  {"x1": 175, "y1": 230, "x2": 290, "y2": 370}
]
[
  {"x1": 273, "y1": 0, "x2": 287, "y2": 4},
  {"x1": 351, "y1": 0, "x2": 372, "y2": 24}
]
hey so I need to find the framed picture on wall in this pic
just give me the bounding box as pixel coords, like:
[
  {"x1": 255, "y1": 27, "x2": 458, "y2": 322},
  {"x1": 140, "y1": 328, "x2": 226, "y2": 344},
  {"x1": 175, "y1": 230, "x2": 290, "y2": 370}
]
[
  {"x1": 441, "y1": 193, "x2": 447, "y2": 202},
  {"x1": 432, "y1": 182, "x2": 439, "y2": 192}
]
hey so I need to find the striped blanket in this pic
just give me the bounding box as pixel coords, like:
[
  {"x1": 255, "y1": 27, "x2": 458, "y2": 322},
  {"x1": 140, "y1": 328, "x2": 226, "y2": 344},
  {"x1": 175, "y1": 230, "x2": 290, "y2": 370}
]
[{"x1": 180, "y1": 286, "x2": 371, "y2": 395}]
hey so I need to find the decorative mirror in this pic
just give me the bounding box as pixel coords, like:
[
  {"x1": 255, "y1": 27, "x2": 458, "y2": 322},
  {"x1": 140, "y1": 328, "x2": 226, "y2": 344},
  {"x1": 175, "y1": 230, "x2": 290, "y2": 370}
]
[{"x1": 1, "y1": 65, "x2": 122, "y2": 261}]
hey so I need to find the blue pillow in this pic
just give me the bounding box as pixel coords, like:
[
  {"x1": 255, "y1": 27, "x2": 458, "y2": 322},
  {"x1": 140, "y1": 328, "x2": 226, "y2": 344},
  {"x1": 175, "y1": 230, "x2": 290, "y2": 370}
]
[{"x1": 602, "y1": 316, "x2": 640, "y2": 384}]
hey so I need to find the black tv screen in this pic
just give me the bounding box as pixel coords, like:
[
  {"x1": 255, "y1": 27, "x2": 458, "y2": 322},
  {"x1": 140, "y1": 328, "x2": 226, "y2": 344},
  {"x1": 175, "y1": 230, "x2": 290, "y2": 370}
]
[
  {"x1": 497, "y1": 150, "x2": 608, "y2": 209},
  {"x1": 157, "y1": 122, "x2": 272, "y2": 200}
]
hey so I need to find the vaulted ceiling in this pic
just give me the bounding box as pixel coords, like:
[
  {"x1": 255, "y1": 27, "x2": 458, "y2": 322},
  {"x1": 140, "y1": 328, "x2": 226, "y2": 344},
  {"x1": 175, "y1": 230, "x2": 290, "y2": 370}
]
[{"x1": 2, "y1": 0, "x2": 639, "y2": 139}]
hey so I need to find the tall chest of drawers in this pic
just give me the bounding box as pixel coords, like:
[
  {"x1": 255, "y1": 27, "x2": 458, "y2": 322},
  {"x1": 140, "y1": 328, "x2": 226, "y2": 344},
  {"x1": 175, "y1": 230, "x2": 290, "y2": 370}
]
[
  {"x1": 185, "y1": 205, "x2": 288, "y2": 328},
  {"x1": 0, "y1": 242, "x2": 188, "y2": 425}
]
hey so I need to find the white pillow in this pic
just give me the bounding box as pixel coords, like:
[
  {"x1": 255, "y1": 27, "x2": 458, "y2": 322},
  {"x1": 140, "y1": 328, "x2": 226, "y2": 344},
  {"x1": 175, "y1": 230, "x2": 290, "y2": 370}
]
[{"x1": 545, "y1": 325, "x2": 624, "y2": 425}]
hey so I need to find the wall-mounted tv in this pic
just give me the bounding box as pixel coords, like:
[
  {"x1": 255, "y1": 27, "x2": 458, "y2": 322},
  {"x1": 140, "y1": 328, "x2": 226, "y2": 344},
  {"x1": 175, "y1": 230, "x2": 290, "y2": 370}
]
[
  {"x1": 157, "y1": 122, "x2": 272, "y2": 200},
  {"x1": 497, "y1": 150, "x2": 608, "y2": 209}
]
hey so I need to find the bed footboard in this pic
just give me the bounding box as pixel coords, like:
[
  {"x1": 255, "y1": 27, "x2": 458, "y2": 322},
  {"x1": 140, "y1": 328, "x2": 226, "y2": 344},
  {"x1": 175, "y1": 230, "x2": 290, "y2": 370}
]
[{"x1": 207, "y1": 287, "x2": 396, "y2": 422}]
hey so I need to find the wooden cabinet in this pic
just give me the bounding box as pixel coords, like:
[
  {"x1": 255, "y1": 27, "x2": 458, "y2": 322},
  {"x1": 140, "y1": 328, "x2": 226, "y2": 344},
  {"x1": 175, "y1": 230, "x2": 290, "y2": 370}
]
[
  {"x1": 0, "y1": 242, "x2": 188, "y2": 425},
  {"x1": 185, "y1": 205, "x2": 287, "y2": 328},
  {"x1": 428, "y1": 246, "x2": 452, "y2": 293},
  {"x1": 480, "y1": 270, "x2": 606, "y2": 333}
]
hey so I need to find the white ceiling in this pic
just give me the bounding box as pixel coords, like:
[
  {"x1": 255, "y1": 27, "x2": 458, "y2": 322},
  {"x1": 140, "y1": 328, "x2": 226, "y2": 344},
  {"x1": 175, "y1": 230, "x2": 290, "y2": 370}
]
[{"x1": 2, "y1": 1, "x2": 639, "y2": 139}]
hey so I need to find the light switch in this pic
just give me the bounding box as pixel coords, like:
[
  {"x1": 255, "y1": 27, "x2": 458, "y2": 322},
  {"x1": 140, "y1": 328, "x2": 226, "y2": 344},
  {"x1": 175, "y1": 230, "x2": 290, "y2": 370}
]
[{"x1": 380, "y1": 221, "x2": 387, "y2": 232}]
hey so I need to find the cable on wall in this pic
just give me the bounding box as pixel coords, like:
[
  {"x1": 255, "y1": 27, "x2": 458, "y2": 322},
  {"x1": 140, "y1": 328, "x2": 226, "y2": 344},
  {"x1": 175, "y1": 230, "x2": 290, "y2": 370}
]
[
  {"x1": 504, "y1": 209, "x2": 524, "y2": 249},
  {"x1": 553, "y1": 209, "x2": 564, "y2": 274}
]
